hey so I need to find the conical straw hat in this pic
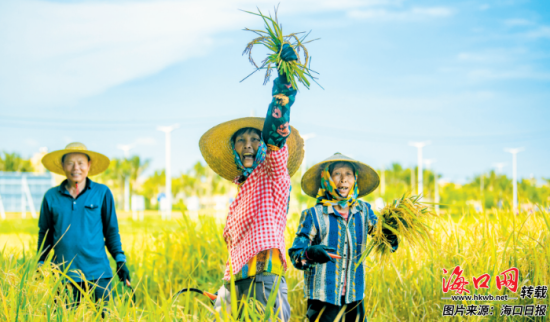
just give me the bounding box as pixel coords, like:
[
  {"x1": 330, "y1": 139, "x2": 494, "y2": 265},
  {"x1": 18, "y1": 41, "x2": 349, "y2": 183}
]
[
  {"x1": 41, "y1": 142, "x2": 110, "y2": 176},
  {"x1": 199, "y1": 117, "x2": 304, "y2": 181},
  {"x1": 301, "y1": 152, "x2": 380, "y2": 198}
]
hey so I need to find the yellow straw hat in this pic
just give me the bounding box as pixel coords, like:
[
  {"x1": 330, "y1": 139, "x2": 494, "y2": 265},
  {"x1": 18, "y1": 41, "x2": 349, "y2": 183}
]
[
  {"x1": 301, "y1": 152, "x2": 380, "y2": 198},
  {"x1": 199, "y1": 117, "x2": 304, "y2": 181},
  {"x1": 41, "y1": 142, "x2": 110, "y2": 176}
]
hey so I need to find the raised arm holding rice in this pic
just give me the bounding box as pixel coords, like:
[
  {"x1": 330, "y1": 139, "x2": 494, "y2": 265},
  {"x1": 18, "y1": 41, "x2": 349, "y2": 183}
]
[{"x1": 199, "y1": 41, "x2": 305, "y2": 322}]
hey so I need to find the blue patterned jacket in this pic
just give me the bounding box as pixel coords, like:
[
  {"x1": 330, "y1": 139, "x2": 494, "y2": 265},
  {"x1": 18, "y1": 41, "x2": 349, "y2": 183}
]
[{"x1": 288, "y1": 201, "x2": 397, "y2": 305}]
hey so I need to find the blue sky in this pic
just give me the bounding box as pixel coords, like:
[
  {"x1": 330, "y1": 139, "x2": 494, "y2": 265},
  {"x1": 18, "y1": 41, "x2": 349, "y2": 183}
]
[{"x1": 0, "y1": 0, "x2": 549, "y2": 183}]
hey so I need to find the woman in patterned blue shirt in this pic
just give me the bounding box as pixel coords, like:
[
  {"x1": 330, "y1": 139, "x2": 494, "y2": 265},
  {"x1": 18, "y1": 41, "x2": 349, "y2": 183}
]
[{"x1": 289, "y1": 153, "x2": 398, "y2": 322}]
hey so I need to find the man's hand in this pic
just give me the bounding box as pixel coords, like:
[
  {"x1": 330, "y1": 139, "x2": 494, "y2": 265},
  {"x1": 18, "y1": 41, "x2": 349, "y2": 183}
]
[
  {"x1": 305, "y1": 245, "x2": 337, "y2": 264},
  {"x1": 116, "y1": 261, "x2": 131, "y2": 287}
]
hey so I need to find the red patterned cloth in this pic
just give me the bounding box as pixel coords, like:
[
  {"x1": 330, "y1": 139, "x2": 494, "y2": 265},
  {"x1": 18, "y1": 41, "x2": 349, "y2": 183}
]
[{"x1": 223, "y1": 145, "x2": 290, "y2": 281}]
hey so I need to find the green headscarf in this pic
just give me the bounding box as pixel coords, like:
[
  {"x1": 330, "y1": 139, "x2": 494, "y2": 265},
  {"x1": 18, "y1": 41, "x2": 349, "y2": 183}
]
[{"x1": 315, "y1": 163, "x2": 358, "y2": 208}]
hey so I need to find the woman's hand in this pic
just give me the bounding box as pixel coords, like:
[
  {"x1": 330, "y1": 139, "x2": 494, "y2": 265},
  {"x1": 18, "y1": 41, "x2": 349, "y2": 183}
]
[
  {"x1": 278, "y1": 44, "x2": 298, "y2": 83},
  {"x1": 306, "y1": 245, "x2": 337, "y2": 264},
  {"x1": 280, "y1": 44, "x2": 297, "y2": 62},
  {"x1": 382, "y1": 228, "x2": 399, "y2": 253}
]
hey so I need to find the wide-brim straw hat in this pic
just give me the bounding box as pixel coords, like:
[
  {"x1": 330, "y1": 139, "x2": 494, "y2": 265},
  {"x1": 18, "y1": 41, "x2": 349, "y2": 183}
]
[
  {"x1": 199, "y1": 117, "x2": 304, "y2": 181},
  {"x1": 301, "y1": 152, "x2": 380, "y2": 198},
  {"x1": 41, "y1": 142, "x2": 110, "y2": 176}
]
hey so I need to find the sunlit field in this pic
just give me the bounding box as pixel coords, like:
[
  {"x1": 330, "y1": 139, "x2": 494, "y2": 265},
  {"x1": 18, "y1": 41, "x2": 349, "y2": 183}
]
[{"x1": 1, "y1": 206, "x2": 549, "y2": 321}]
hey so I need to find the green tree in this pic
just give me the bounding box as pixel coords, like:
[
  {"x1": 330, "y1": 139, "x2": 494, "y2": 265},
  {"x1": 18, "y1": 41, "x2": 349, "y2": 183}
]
[
  {"x1": 0, "y1": 152, "x2": 34, "y2": 172},
  {"x1": 96, "y1": 155, "x2": 150, "y2": 207},
  {"x1": 173, "y1": 161, "x2": 234, "y2": 199},
  {"x1": 140, "y1": 170, "x2": 165, "y2": 210}
]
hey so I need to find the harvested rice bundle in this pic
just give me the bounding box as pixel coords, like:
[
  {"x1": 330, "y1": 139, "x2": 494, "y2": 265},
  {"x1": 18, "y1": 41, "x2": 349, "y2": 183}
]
[
  {"x1": 241, "y1": 7, "x2": 321, "y2": 90},
  {"x1": 357, "y1": 195, "x2": 435, "y2": 266}
]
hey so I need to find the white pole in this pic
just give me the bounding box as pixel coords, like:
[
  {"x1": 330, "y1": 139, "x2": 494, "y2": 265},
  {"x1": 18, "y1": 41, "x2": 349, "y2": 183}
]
[
  {"x1": 480, "y1": 174, "x2": 484, "y2": 194},
  {"x1": 300, "y1": 133, "x2": 316, "y2": 194},
  {"x1": 505, "y1": 148, "x2": 523, "y2": 213},
  {"x1": 493, "y1": 163, "x2": 506, "y2": 174},
  {"x1": 158, "y1": 124, "x2": 179, "y2": 220},
  {"x1": 21, "y1": 176, "x2": 26, "y2": 219},
  {"x1": 22, "y1": 175, "x2": 37, "y2": 218},
  {"x1": 380, "y1": 167, "x2": 385, "y2": 197},
  {"x1": 424, "y1": 159, "x2": 435, "y2": 199},
  {"x1": 512, "y1": 153, "x2": 517, "y2": 212},
  {"x1": 0, "y1": 192, "x2": 5, "y2": 220},
  {"x1": 0, "y1": 174, "x2": 5, "y2": 219},
  {"x1": 166, "y1": 130, "x2": 171, "y2": 220},
  {"x1": 409, "y1": 141, "x2": 430, "y2": 197},
  {"x1": 434, "y1": 175, "x2": 440, "y2": 214},
  {"x1": 480, "y1": 173, "x2": 484, "y2": 212},
  {"x1": 418, "y1": 147, "x2": 423, "y2": 196},
  {"x1": 410, "y1": 166, "x2": 415, "y2": 194},
  {"x1": 425, "y1": 159, "x2": 438, "y2": 213},
  {"x1": 124, "y1": 179, "x2": 130, "y2": 212}
]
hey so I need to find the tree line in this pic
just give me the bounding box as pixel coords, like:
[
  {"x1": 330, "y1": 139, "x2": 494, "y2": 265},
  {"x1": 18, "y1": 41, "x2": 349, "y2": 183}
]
[{"x1": 2, "y1": 152, "x2": 548, "y2": 212}]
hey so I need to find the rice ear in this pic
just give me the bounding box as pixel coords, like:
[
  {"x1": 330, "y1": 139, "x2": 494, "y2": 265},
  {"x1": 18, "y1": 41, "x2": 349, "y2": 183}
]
[
  {"x1": 241, "y1": 7, "x2": 321, "y2": 90},
  {"x1": 368, "y1": 194, "x2": 436, "y2": 263}
]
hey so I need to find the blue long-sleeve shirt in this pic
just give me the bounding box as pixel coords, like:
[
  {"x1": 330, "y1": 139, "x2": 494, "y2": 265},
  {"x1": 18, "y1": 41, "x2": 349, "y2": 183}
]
[
  {"x1": 37, "y1": 178, "x2": 126, "y2": 282},
  {"x1": 288, "y1": 201, "x2": 398, "y2": 306}
]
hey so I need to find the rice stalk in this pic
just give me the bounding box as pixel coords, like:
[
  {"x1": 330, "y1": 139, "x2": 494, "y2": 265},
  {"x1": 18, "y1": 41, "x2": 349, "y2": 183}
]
[
  {"x1": 240, "y1": 6, "x2": 321, "y2": 90},
  {"x1": 357, "y1": 194, "x2": 436, "y2": 266},
  {"x1": 1, "y1": 206, "x2": 547, "y2": 321}
]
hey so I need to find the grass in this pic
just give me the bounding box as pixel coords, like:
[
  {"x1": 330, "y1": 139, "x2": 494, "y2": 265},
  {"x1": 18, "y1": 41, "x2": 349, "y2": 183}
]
[{"x1": 0, "y1": 206, "x2": 549, "y2": 321}]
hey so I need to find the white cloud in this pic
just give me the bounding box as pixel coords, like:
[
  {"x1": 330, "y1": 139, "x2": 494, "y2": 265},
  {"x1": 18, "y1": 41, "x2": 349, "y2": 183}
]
[
  {"x1": 410, "y1": 7, "x2": 453, "y2": 17},
  {"x1": 1, "y1": 0, "x2": 395, "y2": 108},
  {"x1": 278, "y1": 0, "x2": 398, "y2": 11},
  {"x1": 468, "y1": 67, "x2": 550, "y2": 81},
  {"x1": 25, "y1": 138, "x2": 39, "y2": 147},
  {"x1": 478, "y1": 4, "x2": 490, "y2": 11},
  {"x1": 465, "y1": 90, "x2": 496, "y2": 99},
  {"x1": 348, "y1": 6, "x2": 453, "y2": 20},
  {"x1": 458, "y1": 53, "x2": 489, "y2": 62},
  {"x1": 450, "y1": 48, "x2": 548, "y2": 83},
  {"x1": 524, "y1": 26, "x2": 550, "y2": 39},
  {"x1": 135, "y1": 137, "x2": 157, "y2": 146},
  {"x1": 456, "y1": 48, "x2": 526, "y2": 63},
  {"x1": 504, "y1": 18, "x2": 534, "y2": 26},
  {"x1": 0, "y1": 0, "x2": 252, "y2": 107}
]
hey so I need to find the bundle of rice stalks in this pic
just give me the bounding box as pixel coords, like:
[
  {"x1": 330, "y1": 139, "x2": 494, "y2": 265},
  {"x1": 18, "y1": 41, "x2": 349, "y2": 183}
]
[
  {"x1": 357, "y1": 194, "x2": 435, "y2": 266},
  {"x1": 241, "y1": 6, "x2": 321, "y2": 90}
]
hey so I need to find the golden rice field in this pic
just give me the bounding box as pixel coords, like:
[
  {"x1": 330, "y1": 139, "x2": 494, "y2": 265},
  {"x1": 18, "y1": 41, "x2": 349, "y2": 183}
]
[{"x1": 0, "y1": 207, "x2": 549, "y2": 321}]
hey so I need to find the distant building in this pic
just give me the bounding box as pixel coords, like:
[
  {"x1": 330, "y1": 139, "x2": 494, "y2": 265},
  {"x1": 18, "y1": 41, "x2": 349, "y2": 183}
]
[
  {"x1": 30, "y1": 147, "x2": 65, "y2": 185},
  {"x1": 0, "y1": 171, "x2": 54, "y2": 218},
  {"x1": 30, "y1": 147, "x2": 49, "y2": 174}
]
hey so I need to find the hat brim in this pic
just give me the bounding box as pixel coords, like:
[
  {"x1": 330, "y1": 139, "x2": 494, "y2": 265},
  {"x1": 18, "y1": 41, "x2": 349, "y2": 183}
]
[
  {"x1": 199, "y1": 117, "x2": 304, "y2": 181},
  {"x1": 301, "y1": 155, "x2": 380, "y2": 198},
  {"x1": 41, "y1": 150, "x2": 110, "y2": 176}
]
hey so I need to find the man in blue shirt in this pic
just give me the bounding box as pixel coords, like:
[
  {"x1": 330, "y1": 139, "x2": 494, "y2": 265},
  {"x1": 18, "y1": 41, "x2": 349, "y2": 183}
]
[{"x1": 38, "y1": 142, "x2": 131, "y2": 304}]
